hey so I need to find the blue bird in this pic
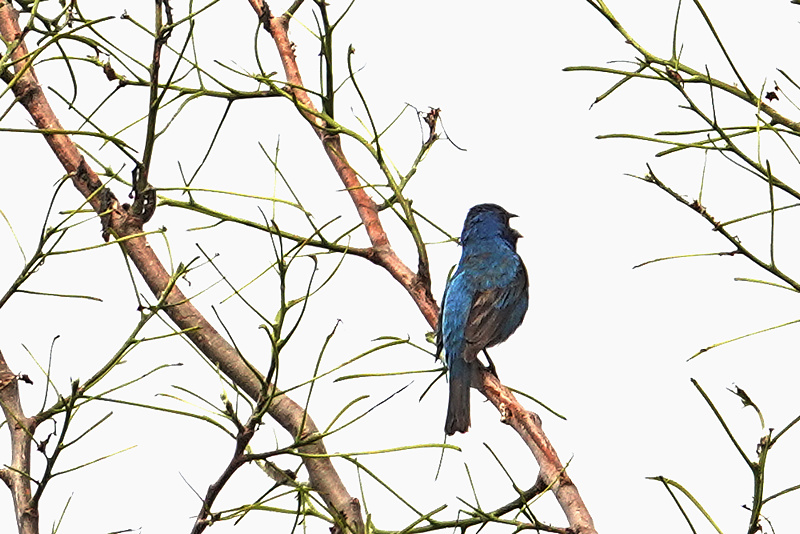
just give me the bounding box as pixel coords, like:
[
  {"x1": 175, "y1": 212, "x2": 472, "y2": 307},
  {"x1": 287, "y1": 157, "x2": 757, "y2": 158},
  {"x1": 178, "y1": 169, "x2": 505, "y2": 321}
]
[{"x1": 437, "y1": 204, "x2": 529, "y2": 435}]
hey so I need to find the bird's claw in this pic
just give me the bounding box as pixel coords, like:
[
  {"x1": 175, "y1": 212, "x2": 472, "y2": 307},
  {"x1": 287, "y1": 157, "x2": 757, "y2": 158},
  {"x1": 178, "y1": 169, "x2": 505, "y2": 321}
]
[{"x1": 483, "y1": 350, "x2": 499, "y2": 378}]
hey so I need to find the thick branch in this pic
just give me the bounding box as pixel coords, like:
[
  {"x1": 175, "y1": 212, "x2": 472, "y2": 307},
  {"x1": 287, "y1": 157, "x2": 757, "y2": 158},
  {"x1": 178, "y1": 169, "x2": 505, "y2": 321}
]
[
  {"x1": 260, "y1": 4, "x2": 439, "y2": 328},
  {"x1": 0, "y1": 351, "x2": 38, "y2": 534},
  {"x1": 0, "y1": 4, "x2": 361, "y2": 533},
  {"x1": 251, "y1": 2, "x2": 596, "y2": 532},
  {"x1": 477, "y1": 368, "x2": 596, "y2": 534}
]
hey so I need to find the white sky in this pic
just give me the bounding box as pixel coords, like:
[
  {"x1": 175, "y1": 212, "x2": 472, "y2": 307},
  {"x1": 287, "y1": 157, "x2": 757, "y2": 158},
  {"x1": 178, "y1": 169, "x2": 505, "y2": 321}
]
[{"x1": 2, "y1": 1, "x2": 800, "y2": 533}]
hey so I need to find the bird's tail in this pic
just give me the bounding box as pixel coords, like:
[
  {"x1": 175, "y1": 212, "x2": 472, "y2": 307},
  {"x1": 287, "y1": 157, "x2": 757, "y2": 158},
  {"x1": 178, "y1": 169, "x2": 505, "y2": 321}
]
[{"x1": 445, "y1": 357, "x2": 471, "y2": 435}]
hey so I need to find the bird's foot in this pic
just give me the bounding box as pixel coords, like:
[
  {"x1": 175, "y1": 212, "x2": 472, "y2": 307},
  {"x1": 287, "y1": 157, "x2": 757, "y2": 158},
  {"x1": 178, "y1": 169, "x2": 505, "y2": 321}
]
[{"x1": 483, "y1": 350, "x2": 499, "y2": 378}]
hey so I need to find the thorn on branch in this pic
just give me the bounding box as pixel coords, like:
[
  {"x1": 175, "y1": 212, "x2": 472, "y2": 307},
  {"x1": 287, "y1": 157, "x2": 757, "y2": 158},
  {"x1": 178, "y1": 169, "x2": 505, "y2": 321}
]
[
  {"x1": 73, "y1": 160, "x2": 120, "y2": 241},
  {"x1": 757, "y1": 433, "x2": 770, "y2": 456},
  {"x1": 99, "y1": 187, "x2": 118, "y2": 242},
  {"x1": 666, "y1": 66, "x2": 684, "y2": 87},
  {"x1": 642, "y1": 172, "x2": 656, "y2": 183},
  {"x1": 423, "y1": 107, "x2": 440, "y2": 143},
  {"x1": 0, "y1": 370, "x2": 33, "y2": 391},
  {"x1": 689, "y1": 199, "x2": 707, "y2": 217},
  {"x1": 77, "y1": 159, "x2": 95, "y2": 191},
  {"x1": 102, "y1": 62, "x2": 117, "y2": 81},
  {"x1": 332, "y1": 498, "x2": 362, "y2": 534},
  {"x1": 718, "y1": 250, "x2": 739, "y2": 257},
  {"x1": 689, "y1": 199, "x2": 722, "y2": 229},
  {"x1": 131, "y1": 188, "x2": 157, "y2": 223},
  {"x1": 418, "y1": 107, "x2": 465, "y2": 151},
  {"x1": 129, "y1": 166, "x2": 157, "y2": 224},
  {"x1": 36, "y1": 432, "x2": 52, "y2": 454}
]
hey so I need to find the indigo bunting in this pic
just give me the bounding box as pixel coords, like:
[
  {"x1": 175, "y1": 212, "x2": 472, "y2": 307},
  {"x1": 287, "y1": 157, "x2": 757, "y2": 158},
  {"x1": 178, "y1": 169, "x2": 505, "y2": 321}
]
[{"x1": 437, "y1": 204, "x2": 529, "y2": 435}]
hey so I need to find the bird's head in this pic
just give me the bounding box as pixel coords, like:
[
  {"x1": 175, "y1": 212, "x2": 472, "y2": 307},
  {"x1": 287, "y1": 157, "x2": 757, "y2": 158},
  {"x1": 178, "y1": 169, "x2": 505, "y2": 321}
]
[{"x1": 461, "y1": 203, "x2": 522, "y2": 248}]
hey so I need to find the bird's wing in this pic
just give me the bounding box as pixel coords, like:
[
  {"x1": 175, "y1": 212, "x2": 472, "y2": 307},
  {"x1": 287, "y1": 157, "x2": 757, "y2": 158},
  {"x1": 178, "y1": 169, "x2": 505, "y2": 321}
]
[
  {"x1": 463, "y1": 258, "x2": 528, "y2": 359},
  {"x1": 440, "y1": 271, "x2": 474, "y2": 361},
  {"x1": 435, "y1": 272, "x2": 453, "y2": 361}
]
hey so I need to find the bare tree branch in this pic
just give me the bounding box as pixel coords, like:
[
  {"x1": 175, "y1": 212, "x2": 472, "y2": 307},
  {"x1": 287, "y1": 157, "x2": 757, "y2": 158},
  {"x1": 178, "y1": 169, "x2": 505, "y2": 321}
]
[
  {"x1": 258, "y1": 2, "x2": 439, "y2": 328},
  {"x1": 250, "y1": 2, "x2": 597, "y2": 532},
  {"x1": 0, "y1": 3, "x2": 363, "y2": 533},
  {"x1": 1, "y1": 0, "x2": 597, "y2": 530},
  {"x1": 0, "y1": 351, "x2": 38, "y2": 534},
  {"x1": 478, "y1": 370, "x2": 596, "y2": 533}
]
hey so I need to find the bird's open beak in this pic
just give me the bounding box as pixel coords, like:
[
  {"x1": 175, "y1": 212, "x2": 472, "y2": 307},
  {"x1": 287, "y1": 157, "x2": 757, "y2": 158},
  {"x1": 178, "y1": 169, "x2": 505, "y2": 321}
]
[{"x1": 513, "y1": 228, "x2": 523, "y2": 239}]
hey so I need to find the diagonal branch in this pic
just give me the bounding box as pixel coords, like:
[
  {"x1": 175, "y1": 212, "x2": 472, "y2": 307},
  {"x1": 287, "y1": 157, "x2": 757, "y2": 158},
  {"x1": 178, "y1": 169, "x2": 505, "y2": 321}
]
[
  {"x1": 642, "y1": 166, "x2": 800, "y2": 293},
  {"x1": 249, "y1": 2, "x2": 597, "y2": 533},
  {"x1": 0, "y1": 4, "x2": 362, "y2": 533},
  {"x1": 478, "y1": 371, "x2": 596, "y2": 533},
  {"x1": 255, "y1": 1, "x2": 439, "y2": 328}
]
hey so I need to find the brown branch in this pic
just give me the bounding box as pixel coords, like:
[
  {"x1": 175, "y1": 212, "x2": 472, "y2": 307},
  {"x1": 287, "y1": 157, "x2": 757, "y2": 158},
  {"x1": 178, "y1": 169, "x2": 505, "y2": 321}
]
[
  {"x1": 250, "y1": 2, "x2": 597, "y2": 532},
  {"x1": 0, "y1": 4, "x2": 363, "y2": 533},
  {"x1": 262, "y1": 5, "x2": 439, "y2": 328},
  {"x1": 477, "y1": 368, "x2": 597, "y2": 533},
  {"x1": 0, "y1": 351, "x2": 38, "y2": 534},
  {"x1": 2, "y1": 0, "x2": 594, "y2": 531}
]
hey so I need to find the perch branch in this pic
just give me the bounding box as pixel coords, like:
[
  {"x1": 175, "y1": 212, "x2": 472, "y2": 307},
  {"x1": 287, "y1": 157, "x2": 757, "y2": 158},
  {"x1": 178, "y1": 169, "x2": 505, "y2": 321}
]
[
  {"x1": 255, "y1": 1, "x2": 439, "y2": 327},
  {"x1": 478, "y1": 370, "x2": 596, "y2": 533},
  {"x1": 249, "y1": 2, "x2": 596, "y2": 532}
]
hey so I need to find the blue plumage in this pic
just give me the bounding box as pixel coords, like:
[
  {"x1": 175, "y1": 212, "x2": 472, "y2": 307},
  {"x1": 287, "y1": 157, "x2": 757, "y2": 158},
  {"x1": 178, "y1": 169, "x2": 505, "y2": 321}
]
[{"x1": 437, "y1": 204, "x2": 529, "y2": 435}]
